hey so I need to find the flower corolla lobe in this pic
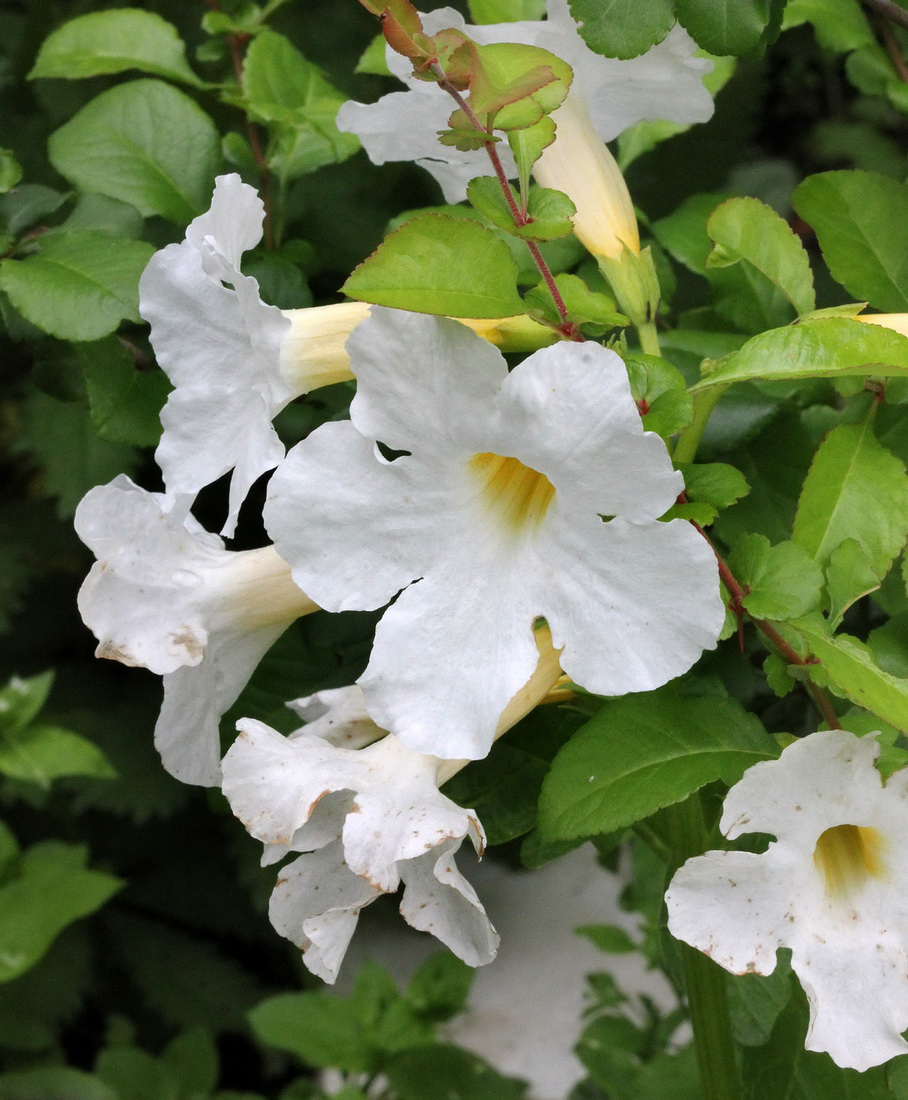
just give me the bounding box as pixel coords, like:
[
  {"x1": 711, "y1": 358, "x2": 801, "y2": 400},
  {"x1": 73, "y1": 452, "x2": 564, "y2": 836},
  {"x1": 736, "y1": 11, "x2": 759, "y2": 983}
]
[
  {"x1": 264, "y1": 308, "x2": 723, "y2": 760},
  {"x1": 666, "y1": 729, "x2": 908, "y2": 1071}
]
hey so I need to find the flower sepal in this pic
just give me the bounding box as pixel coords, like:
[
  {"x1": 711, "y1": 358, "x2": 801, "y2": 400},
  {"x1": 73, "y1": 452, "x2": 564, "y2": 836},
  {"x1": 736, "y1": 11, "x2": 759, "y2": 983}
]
[{"x1": 597, "y1": 244, "x2": 661, "y2": 329}]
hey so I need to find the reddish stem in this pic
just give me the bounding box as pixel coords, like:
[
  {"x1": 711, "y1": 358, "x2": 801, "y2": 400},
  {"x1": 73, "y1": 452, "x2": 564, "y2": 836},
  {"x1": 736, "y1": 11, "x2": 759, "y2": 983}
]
[
  {"x1": 433, "y1": 67, "x2": 579, "y2": 340},
  {"x1": 204, "y1": 0, "x2": 275, "y2": 249},
  {"x1": 694, "y1": 521, "x2": 843, "y2": 730}
]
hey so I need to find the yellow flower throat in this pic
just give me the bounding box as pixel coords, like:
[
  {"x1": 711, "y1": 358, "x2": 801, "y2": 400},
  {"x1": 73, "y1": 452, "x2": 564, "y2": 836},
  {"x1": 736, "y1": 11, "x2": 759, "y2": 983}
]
[
  {"x1": 469, "y1": 452, "x2": 555, "y2": 534},
  {"x1": 813, "y1": 823, "x2": 886, "y2": 899}
]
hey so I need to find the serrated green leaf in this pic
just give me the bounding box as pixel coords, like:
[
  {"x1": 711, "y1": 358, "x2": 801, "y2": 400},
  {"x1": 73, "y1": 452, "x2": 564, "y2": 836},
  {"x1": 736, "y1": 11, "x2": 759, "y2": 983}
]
[
  {"x1": 826, "y1": 538, "x2": 883, "y2": 630},
  {"x1": 793, "y1": 617, "x2": 908, "y2": 732},
  {"x1": 79, "y1": 338, "x2": 170, "y2": 448},
  {"x1": 0, "y1": 842, "x2": 121, "y2": 982},
  {"x1": 625, "y1": 354, "x2": 693, "y2": 437},
  {"x1": 793, "y1": 171, "x2": 908, "y2": 312},
  {"x1": 467, "y1": 177, "x2": 575, "y2": 241},
  {"x1": 29, "y1": 9, "x2": 202, "y2": 86},
  {"x1": 507, "y1": 116, "x2": 555, "y2": 197},
  {"x1": 567, "y1": 0, "x2": 675, "y2": 60},
  {"x1": 707, "y1": 197, "x2": 815, "y2": 316},
  {"x1": 652, "y1": 192, "x2": 731, "y2": 276},
  {"x1": 242, "y1": 31, "x2": 359, "y2": 182},
  {"x1": 526, "y1": 271, "x2": 625, "y2": 331},
  {"x1": 679, "y1": 462, "x2": 751, "y2": 510},
  {"x1": 695, "y1": 317, "x2": 908, "y2": 390},
  {"x1": 792, "y1": 418, "x2": 908, "y2": 574},
  {"x1": 343, "y1": 214, "x2": 525, "y2": 317},
  {"x1": 729, "y1": 534, "x2": 824, "y2": 620},
  {"x1": 537, "y1": 689, "x2": 775, "y2": 842},
  {"x1": 676, "y1": 0, "x2": 784, "y2": 55},
  {"x1": 0, "y1": 232, "x2": 153, "y2": 342},
  {"x1": 49, "y1": 80, "x2": 220, "y2": 225}
]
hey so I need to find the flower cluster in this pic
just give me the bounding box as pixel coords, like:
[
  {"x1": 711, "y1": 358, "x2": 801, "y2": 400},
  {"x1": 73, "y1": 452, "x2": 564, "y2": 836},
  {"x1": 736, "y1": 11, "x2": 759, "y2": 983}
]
[{"x1": 73, "y1": 4, "x2": 736, "y2": 990}]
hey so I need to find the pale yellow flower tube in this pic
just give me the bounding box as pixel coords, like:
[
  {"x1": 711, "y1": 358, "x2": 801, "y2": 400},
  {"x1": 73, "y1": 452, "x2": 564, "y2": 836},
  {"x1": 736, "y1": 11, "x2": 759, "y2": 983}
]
[
  {"x1": 857, "y1": 314, "x2": 908, "y2": 338},
  {"x1": 279, "y1": 303, "x2": 558, "y2": 394}
]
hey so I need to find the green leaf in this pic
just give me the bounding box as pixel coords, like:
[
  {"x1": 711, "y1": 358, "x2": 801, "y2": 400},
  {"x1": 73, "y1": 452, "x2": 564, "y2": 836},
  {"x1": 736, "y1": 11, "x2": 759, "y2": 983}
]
[
  {"x1": 576, "y1": 924, "x2": 637, "y2": 954},
  {"x1": 695, "y1": 317, "x2": 908, "y2": 390},
  {"x1": 0, "y1": 150, "x2": 22, "y2": 194},
  {"x1": 0, "y1": 842, "x2": 121, "y2": 982},
  {"x1": 792, "y1": 418, "x2": 908, "y2": 574},
  {"x1": 95, "y1": 1049, "x2": 181, "y2": 1100},
  {"x1": 826, "y1": 538, "x2": 883, "y2": 630},
  {"x1": 29, "y1": 9, "x2": 202, "y2": 86},
  {"x1": 467, "y1": 177, "x2": 576, "y2": 241},
  {"x1": 567, "y1": 0, "x2": 675, "y2": 60},
  {"x1": 0, "y1": 1068, "x2": 119, "y2": 1100},
  {"x1": 386, "y1": 1045, "x2": 528, "y2": 1100},
  {"x1": 49, "y1": 80, "x2": 221, "y2": 225},
  {"x1": 537, "y1": 689, "x2": 776, "y2": 842},
  {"x1": 706, "y1": 197, "x2": 815, "y2": 316},
  {"x1": 406, "y1": 954, "x2": 473, "y2": 1023},
  {"x1": 468, "y1": 0, "x2": 546, "y2": 20},
  {"x1": 869, "y1": 613, "x2": 908, "y2": 679},
  {"x1": 652, "y1": 192, "x2": 731, "y2": 276},
  {"x1": 728, "y1": 957, "x2": 794, "y2": 1047},
  {"x1": 0, "y1": 671, "x2": 54, "y2": 736},
  {"x1": 161, "y1": 1030, "x2": 219, "y2": 1099},
  {"x1": 507, "y1": 116, "x2": 555, "y2": 196},
  {"x1": 342, "y1": 214, "x2": 525, "y2": 317},
  {"x1": 80, "y1": 338, "x2": 170, "y2": 448},
  {"x1": 782, "y1": 0, "x2": 874, "y2": 52},
  {"x1": 471, "y1": 42, "x2": 572, "y2": 130},
  {"x1": 792, "y1": 171, "x2": 908, "y2": 312},
  {"x1": 676, "y1": 0, "x2": 784, "y2": 55},
  {"x1": 525, "y1": 272, "x2": 626, "y2": 332},
  {"x1": 679, "y1": 462, "x2": 751, "y2": 511},
  {"x1": 729, "y1": 535, "x2": 824, "y2": 621},
  {"x1": 0, "y1": 232, "x2": 153, "y2": 342},
  {"x1": 0, "y1": 724, "x2": 115, "y2": 787},
  {"x1": 249, "y1": 993, "x2": 373, "y2": 1072},
  {"x1": 625, "y1": 354, "x2": 694, "y2": 438},
  {"x1": 241, "y1": 31, "x2": 359, "y2": 182},
  {"x1": 792, "y1": 617, "x2": 908, "y2": 733}
]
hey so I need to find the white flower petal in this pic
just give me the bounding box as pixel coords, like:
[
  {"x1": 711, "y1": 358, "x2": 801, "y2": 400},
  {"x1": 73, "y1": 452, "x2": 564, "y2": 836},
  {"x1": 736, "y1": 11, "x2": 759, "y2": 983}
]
[
  {"x1": 348, "y1": 308, "x2": 505, "y2": 457},
  {"x1": 489, "y1": 340, "x2": 681, "y2": 521},
  {"x1": 399, "y1": 840, "x2": 499, "y2": 966},
  {"x1": 184, "y1": 172, "x2": 266, "y2": 270},
  {"x1": 287, "y1": 685, "x2": 384, "y2": 749},
  {"x1": 666, "y1": 729, "x2": 908, "y2": 1071},
  {"x1": 265, "y1": 420, "x2": 456, "y2": 612},
  {"x1": 538, "y1": 514, "x2": 724, "y2": 696},
  {"x1": 269, "y1": 842, "x2": 382, "y2": 984}
]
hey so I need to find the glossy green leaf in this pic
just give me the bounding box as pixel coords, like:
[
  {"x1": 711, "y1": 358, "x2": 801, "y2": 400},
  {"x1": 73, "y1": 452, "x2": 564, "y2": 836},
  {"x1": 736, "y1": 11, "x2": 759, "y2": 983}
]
[
  {"x1": 707, "y1": 197, "x2": 815, "y2": 316},
  {"x1": 467, "y1": 177, "x2": 576, "y2": 241},
  {"x1": 729, "y1": 534, "x2": 824, "y2": 621},
  {"x1": 242, "y1": 31, "x2": 359, "y2": 181},
  {"x1": 0, "y1": 232, "x2": 153, "y2": 342},
  {"x1": 80, "y1": 338, "x2": 170, "y2": 448},
  {"x1": 0, "y1": 842, "x2": 121, "y2": 982},
  {"x1": 826, "y1": 538, "x2": 883, "y2": 630},
  {"x1": 695, "y1": 318, "x2": 908, "y2": 390},
  {"x1": 471, "y1": 42, "x2": 572, "y2": 129},
  {"x1": 525, "y1": 272, "x2": 625, "y2": 332},
  {"x1": 29, "y1": 9, "x2": 202, "y2": 86},
  {"x1": 567, "y1": 0, "x2": 675, "y2": 60},
  {"x1": 625, "y1": 354, "x2": 693, "y2": 437},
  {"x1": 793, "y1": 418, "x2": 908, "y2": 574},
  {"x1": 342, "y1": 214, "x2": 526, "y2": 317},
  {"x1": 49, "y1": 80, "x2": 220, "y2": 224},
  {"x1": 793, "y1": 617, "x2": 908, "y2": 733},
  {"x1": 676, "y1": 0, "x2": 784, "y2": 55},
  {"x1": 537, "y1": 689, "x2": 775, "y2": 842},
  {"x1": 793, "y1": 171, "x2": 908, "y2": 311}
]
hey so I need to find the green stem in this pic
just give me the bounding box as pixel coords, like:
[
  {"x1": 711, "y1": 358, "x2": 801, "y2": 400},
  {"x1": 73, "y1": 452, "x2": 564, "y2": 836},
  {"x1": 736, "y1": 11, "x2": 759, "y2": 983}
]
[
  {"x1": 666, "y1": 796, "x2": 741, "y2": 1100},
  {"x1": 672, "y1": 385, "x2": 727, "y2": 464},
  {"x1": 637, "y1": 320, "x2": 662, "y2": 357}
]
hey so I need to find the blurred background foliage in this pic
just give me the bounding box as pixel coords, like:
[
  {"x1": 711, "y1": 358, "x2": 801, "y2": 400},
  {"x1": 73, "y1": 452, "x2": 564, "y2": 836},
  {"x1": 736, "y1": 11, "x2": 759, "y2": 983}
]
[{"x1": 0, "y1": 0, "x2": 906, "y2": 1096}]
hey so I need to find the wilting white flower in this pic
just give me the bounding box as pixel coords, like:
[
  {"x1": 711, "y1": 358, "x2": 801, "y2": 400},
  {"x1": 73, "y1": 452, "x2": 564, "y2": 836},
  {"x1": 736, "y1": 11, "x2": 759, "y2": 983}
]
[
  {"x1": 666, "y1": 729, "x2": 908, "y2": 1072},
  {"x1": 337, "y1": 1, "x2": 713, "y2": 243},
  {"x1": 222, "y1": 711, "x2": 497, "y2": 983},
  {"x1": 264, "y1": 307, "x2": 723, "y2": 760},
  {"x1": 140, "y1": 174, "x2": 556, "y2": 534},
  {"x1": 75, "y1": 476, "x2": 317, "y2": 785}
]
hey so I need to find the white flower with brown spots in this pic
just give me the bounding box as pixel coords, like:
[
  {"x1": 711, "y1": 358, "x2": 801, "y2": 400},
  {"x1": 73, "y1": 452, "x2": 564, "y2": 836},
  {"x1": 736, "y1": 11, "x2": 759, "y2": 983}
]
[
  {"x1": 75, "y1": 476, "x2": 317, "y2": 785},
  {"x1": 666, "y1": 729, "x2": 908, "y2": 1071},
  {"x1": 221, "y1": 705, "x2": 498, "y2": 984},
  {"x1": 263, "y1": 306, "x2": 724, "y2": 761}
]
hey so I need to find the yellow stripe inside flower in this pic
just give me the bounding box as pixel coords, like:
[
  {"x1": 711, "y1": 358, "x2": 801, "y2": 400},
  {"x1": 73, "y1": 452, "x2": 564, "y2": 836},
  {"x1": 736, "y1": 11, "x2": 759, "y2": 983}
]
[
  {"x1": 813, "y1": 823, "x2": 887, "y2": 900},
  {"x1": 469, "y1": 452, "x2": 556, "y2": 534}
]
